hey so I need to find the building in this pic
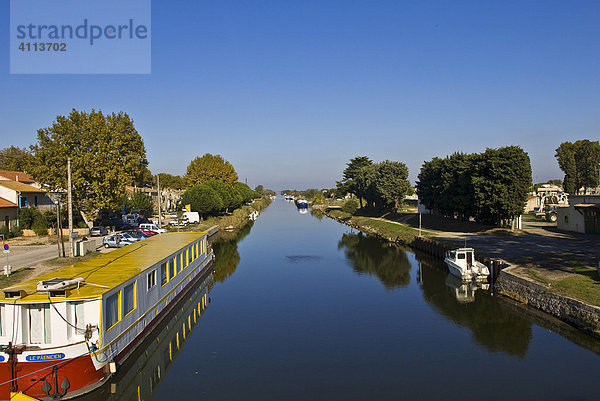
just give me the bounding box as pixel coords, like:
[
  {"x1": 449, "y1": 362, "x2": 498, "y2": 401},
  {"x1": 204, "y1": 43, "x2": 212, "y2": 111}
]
[
  {"x1": 557, "y1": 195, "x2": 600, "y2": 234},
  {"x1": 0, "y1": 170, "x2": 39, "y2": 187},
  {"x1": 0, "y1": 198, "x2": 18, "y2": 229},
  {"x1": 0, "y1": 181, "x2": 54, "y2": 211}
]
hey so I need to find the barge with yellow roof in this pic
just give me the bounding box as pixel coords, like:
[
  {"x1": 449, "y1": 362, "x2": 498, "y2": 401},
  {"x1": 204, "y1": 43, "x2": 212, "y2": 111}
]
[{"x1": 0, "y1": 231, "x2": 214, "y2": 400}]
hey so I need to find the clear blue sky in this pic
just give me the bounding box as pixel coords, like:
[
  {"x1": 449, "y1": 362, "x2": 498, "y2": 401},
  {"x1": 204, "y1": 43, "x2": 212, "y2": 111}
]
[{"x1": 2, "y1": 1, "x2": 599, "y2": 190}]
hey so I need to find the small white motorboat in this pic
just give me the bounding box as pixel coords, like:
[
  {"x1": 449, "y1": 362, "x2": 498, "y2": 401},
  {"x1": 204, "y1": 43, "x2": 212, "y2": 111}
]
[{"x1": 444, "y1": 247, "x2": 490, "y2": 281}]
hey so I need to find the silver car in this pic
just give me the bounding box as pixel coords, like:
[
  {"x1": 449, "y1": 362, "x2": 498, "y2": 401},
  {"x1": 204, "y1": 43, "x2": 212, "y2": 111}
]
[{"x1": 103, "y1": 234, "x2": 136, "y2": 248}]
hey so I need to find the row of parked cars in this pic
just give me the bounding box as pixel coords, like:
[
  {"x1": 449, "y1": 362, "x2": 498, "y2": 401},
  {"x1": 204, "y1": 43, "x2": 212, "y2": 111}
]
[{"x1": 95, "y1": 223, "x2": 168, "y2": 248}]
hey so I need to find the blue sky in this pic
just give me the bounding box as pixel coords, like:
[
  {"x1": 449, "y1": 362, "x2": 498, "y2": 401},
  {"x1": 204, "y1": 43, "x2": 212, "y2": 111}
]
[{"x1": 2, "y1": 0, "x2": 599, "y2": 190}]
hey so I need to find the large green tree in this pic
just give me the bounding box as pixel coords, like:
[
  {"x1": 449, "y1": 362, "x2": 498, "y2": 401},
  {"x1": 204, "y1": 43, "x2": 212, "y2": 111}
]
[
  {"x1": 337, "y1": 156, "x2": 373, "y2": 207},
  {"x1": 28, "y1": 109, "x2": 149, "y2": 219},
  {"x1": 556, "y1": 140, "x2": 600, "y2": 194},
  {"x1": 181, "y1": 183, "x2": 223, "y2": 219},
  {"x1": 354, "y1": 160, "x2": 411, "y2": 210},
  {"x1": 471, "y1": 146, "x2": 532, "y2": 226},
  {"x1": 205, "y1": 180, "x2": 241, "y2": 212},
  {"x1": 0, "y1": 146, "x2": 33, "y2": 172},
  {"x1": 185, "y1": 153, "x2": 238, "y2": 186}
]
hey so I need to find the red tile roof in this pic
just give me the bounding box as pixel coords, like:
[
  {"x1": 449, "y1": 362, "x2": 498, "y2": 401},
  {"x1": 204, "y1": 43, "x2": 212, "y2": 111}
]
[
  {"x1": 0, "y1": 198, "x2": 18, "y2": 208},
  {"x1": 0, "y1": 170, "x2": 35, "y2": 183}
]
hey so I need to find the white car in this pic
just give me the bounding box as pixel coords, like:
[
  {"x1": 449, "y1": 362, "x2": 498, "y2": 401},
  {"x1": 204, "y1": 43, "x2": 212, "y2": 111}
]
[{"x1": 139, "y1": 223, "x2": 167, "y2": 234}]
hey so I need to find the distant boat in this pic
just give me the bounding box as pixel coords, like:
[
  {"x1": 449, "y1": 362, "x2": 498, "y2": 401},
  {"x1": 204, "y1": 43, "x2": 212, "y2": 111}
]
[
  {"x1": 444, "y1": 248, "x2": 490, "y2": 281},
  {"x1": 295, "y1": 199, "x2": 308, "y2": 208}
]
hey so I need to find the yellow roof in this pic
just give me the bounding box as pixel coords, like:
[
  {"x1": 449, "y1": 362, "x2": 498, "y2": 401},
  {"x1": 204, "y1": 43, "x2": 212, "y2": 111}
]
[{"x1": 1, "y1": 232, "x2": 206, "y2": 303}]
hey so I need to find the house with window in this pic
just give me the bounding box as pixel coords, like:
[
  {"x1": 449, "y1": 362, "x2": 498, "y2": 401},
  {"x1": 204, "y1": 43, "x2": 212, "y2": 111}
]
[
  {"x1": 557, "y1": 195, "x2": 600, "y2": 234},
  {"x1": 0, "y1": 181, "x2": 54, "y2": 211}
]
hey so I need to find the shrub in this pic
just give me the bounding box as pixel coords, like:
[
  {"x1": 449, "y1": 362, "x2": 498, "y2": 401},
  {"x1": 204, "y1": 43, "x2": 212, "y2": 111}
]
[
  {"x1": 0, "y1": 225, "x2": 9, "y2": 239},
  {"x1": 18, "y1": 207, "x2": 41, "y2": 229},
  {"x1": 342, "y1": 199, "x2": 359, "y2": 214},
  {"x1": 10, "y1": 225, "x2": 22, "y2": 238},
  {"x1": 32, "y1": 217, "x2": 48, "y2": 236}
]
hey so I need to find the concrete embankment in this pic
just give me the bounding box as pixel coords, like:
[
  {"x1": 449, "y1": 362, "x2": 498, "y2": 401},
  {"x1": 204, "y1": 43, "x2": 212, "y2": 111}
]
[{"x1": 495, "y1": 266, "x2": 600, "y2": 338}]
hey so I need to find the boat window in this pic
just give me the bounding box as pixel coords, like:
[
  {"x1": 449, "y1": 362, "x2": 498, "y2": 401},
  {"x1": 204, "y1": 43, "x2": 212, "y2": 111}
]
[
  {"x1": 124, "y1": 282, "x2": 136, "y2": 316},
  {"x1": 178, "y1": 252, "x2": 183, "y2": 272},
  {"x1": 170, "y1": 257, "x2": 177, "y2": 279},
  {"x1": 67, "y1": 301, "x2": 85, "y2": 338},
  {"x1": 29, "y1": 304, "x2": 51, "y2": 344},
  {"x1": 148, "y1": 269, "x2": 157, "y2": 290},
  {"x1": 188, "y1": 246, "x2": 193, "y2": 264},
  {"x1": 457, "y1": 253, "x2": 466, "y2": 259},
  {"x1": 161, "y1": 263, "x2": 167, "y2": 286},
  {"x1": 106, "y1": 292, "x2": 120, "y2": 330},
  {"x1": 195, "y1": 242, "x2": 199, "y2": 258},
  {"x1": 0, "y1": 304, "x2": 4, "y2": 336}
]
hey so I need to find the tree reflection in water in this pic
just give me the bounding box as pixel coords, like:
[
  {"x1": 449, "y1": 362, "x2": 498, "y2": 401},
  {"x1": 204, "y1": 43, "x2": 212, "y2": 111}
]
[
  {"x1": 338, "y1": 231, "x2": 411, "y2": 289},
  {"x1": 415, "y1": 253, "x2": 532, "y2": 357},
  {"x1": 211, "y1": 221, "x2": 253, "y2": 283}
]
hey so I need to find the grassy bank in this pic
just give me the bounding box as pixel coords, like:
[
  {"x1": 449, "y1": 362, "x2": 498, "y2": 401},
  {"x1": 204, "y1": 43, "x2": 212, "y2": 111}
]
[
  {"x1": 181, "y1": 197, "x2": 272, "y2": 233},
  {"x1": 324, "y1": 208, "x2": 430, "y2": 244}
]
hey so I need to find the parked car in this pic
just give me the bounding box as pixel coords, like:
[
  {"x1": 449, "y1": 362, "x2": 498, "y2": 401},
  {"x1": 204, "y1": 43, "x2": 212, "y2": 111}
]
[
  {"x1": 136, "y1": 228, "x2": 158, "y2": 236},
  {"x1": 103, "y1": 234, "x2": 136, "y2": 248},
  {"x1": 139, "y1": 223, "x2": 168, "y2": 233},
  {"x1": 90, "y1": 226, "x2": 108, "y2": 236},
  {"x1": 123, "y1": 230, "x2": 149, "y2": 241}
]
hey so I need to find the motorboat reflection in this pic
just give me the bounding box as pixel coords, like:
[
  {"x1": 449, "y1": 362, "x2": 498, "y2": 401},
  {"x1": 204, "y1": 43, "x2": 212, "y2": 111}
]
[
  {"x1": 445, "y1": 274, "x2": 489, "y2": 303},
  {"x1": 298, "y1": 208, "x2": 308, "y2": 214}
]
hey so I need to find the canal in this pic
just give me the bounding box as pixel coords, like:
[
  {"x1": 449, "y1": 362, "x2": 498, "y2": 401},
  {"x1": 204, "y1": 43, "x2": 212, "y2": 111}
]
[{"x1": 109, "y1": 199, "x2": 599, "y2": 400}]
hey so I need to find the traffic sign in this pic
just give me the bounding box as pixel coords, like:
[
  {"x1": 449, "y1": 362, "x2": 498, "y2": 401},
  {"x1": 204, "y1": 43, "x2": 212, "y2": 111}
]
[{"x1": 3, "y1": 244, "x2": 8, "y2": 251}]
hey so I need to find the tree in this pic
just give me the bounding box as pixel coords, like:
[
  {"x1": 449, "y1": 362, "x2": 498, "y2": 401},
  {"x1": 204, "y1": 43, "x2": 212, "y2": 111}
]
[
  {"x1": 354, "y1": 161, "x2": 411, "y2": 210},
  {"x1": 0, "y1": 146, "x2": 33, "y2": 171},
  {"x1": 206, "y1": 180, "x2": 238, "y2": 212},
  {"x1": 555, "y1": 140, "x2": 600, "y2": 194},
  {"x1": 125, "y1": 190, "x2": 154, "y2": 217},
  {"x1": 337, "y1": 156, "x2": 373, "y2": 207},
  {"x1": 416, "y1": 157, "x2": 444, "y2": 213},
  {"x1": 28, "y1": 109, "x2": 149, "y2": 219},
  {"x1": 472, "y1": 146, "x2": 532, "y2": 226},
  {"x1": 185, "y1": 154, "x2": 238, "y2": 186},
  {"x1": 234, "y1": 182, "x2": 256, "y2": 203},
  {"x1": 181, "y1": 183, "x2": 223, "y2": 219},
  {"x1": 370, "y1": 160, "x2": 411, "y2": 209},
  {"x1": 156, "y1": 173, "x2": 186, "y2": 189}
]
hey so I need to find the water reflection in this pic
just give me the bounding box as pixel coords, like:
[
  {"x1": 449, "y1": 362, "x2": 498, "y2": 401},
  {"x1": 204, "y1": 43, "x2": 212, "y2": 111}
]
[
  {"x1": 338, "y1": 231, "x2": 411, "y2": 288},
  {"x1": 211, "y1": 222, "x2": 253, "y2": 283},
  {"x1": 445, "y1": 274, "x2": 490, "y2": 303},
  {"x1": 415, "y1": 253, "x2": 532, "y2": 357},
  {"x1": 298, "y1": 208, "x2": 308, "y2": 214},
  {"x1": 80, "y1": 273, "x2": 214, "y2": 401}
]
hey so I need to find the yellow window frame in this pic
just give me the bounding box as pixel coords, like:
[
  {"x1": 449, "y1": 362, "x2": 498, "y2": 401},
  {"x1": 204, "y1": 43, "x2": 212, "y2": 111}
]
[
  {"x1": 123, "y1": 281, "x2": 137, "y2": 318},
  {"x1": 106, "y1": 291, "x2": 122, "y2": 332}
]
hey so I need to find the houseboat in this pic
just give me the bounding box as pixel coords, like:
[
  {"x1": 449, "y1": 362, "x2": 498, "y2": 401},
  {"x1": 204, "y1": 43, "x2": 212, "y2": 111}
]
[
  {"x1": 444, "y1": 247, "x2": 489, "y2": 282},
  {"x1": 0, "y1": 232, "x2": 214, "y2": 400}
]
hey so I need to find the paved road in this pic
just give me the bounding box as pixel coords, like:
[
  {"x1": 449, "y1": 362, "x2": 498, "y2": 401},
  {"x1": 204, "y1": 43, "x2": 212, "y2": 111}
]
[
  {"x1": 435, "y1": 221, "x2": 600, "y2": 271},
  {"x1": 5, "y1": 237, "x2": 106, "y2": 271}
]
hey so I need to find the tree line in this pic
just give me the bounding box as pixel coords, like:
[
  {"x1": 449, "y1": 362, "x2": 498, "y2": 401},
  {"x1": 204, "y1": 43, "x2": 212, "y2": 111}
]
[
  {"x1": 555, "y1": 139, "x2": 600, "y2": 194},
  {"x1": 0, "y1": 109, "x2": 270, "y2": 226},
  {"x1": 416, "y1": 146, "x2": 531, "y2": 226}
]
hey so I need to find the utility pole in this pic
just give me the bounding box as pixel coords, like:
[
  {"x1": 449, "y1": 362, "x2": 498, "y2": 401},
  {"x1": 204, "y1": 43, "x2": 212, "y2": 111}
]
[
  {"x1": 55, "y1": 200, "x2": 61, "y2": 258},
  {"x1": 67, "y1": 158, "x2": 74, "y2": 257},
  {"x1": 157, "y1": 174, "x2": 162, "y2": 227},
  {"x1": 58, "y1": 200, "x2": 65, "y2": 257}
]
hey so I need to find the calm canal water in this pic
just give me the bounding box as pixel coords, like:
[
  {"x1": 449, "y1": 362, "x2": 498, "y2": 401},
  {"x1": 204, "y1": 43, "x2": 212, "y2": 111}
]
[{"x1": 113, "y1": 200, "x2": 600, "y2": 400}]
